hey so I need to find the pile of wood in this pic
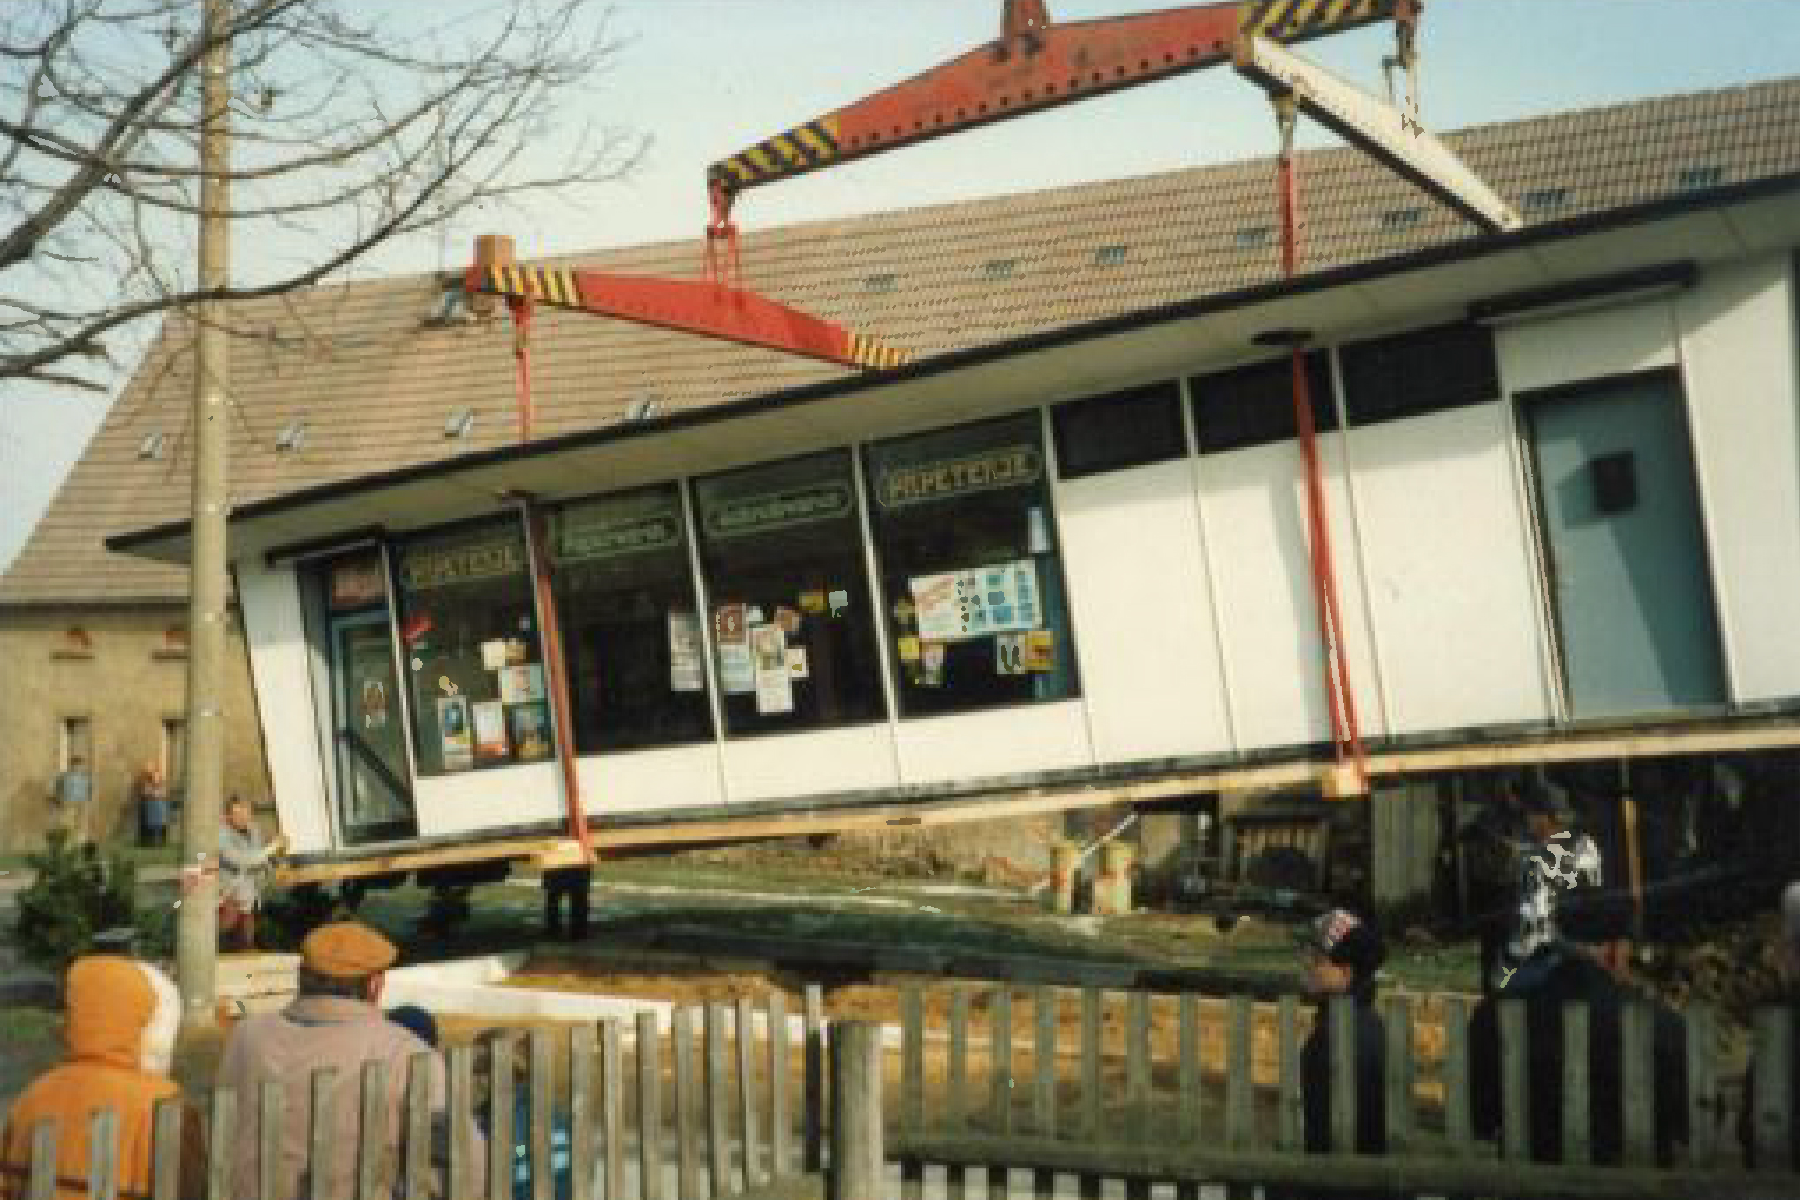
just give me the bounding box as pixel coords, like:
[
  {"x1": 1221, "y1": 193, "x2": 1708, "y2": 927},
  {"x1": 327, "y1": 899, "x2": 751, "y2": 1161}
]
[{"x1": 1637, "y1": 911, "x2": 1785, "y2": 1020}]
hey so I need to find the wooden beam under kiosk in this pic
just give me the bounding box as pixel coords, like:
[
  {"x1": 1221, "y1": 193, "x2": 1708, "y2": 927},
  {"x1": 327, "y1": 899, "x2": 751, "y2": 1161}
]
[{"x1": 275, "y1": 715, "x2": 1800, "y2": 885}]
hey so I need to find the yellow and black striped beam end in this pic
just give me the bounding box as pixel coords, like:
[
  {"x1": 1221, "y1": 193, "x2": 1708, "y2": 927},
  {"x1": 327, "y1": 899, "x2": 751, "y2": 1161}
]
[
  {"x1": 848, "y1": 332, "x2": 909, "y2": 371},
  {"x1": 482, "y1": 264, "x2": 581, "y2": 308},
  {"x1": 709, "y1": 116, "x2": 842, "y2": 193},
  {"x1": 1242, "y1": 0, "x2": 1395, "y2": 41}
]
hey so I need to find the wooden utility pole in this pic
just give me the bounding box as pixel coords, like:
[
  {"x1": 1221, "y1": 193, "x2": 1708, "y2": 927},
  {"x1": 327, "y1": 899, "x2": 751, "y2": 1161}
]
[{"x1": 177, "y1": 0, "x2": 231, "y2": 1030}]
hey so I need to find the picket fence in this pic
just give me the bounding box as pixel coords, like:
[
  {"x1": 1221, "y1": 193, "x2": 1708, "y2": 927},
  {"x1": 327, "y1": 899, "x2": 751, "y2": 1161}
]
[{"x1": 14, "y1": 984, "x2": 1800, "y2": 1200}]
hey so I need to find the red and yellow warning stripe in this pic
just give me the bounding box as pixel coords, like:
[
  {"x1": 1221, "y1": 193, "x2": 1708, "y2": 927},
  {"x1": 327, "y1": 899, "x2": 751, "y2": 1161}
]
[{"x1": 1242, "y1": 0, "x2": 1394, "y2": 40}]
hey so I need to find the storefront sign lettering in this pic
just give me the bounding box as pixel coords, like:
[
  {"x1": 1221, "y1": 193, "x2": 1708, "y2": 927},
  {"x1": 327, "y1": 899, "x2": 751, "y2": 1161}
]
[
  {"x1": 556, "y1": 513, "x2": 681, "y2": 562},
  {"x1": 703, "y1": 483, "x2": 853, "y2": 538},
  {"x1": 398, "y1": 541, "x2": 524, "y2": 589},
  {"x1": 877, "y1": 445, "x2": 1042, "y2": 508}
]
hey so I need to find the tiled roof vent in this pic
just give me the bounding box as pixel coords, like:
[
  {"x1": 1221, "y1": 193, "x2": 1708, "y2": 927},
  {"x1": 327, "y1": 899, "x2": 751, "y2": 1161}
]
[
  {"x1": 1675, "y1": 165, "x2": 1724, "y2": 190},
  {"x1": 1234, "y1": 225, "x2": 1274, "y2": 249},
  {"x1": 1523, "y1": 187, "x2": 1569, "y2": 213},
  {"x1": 1094, "y1": 244, "x2": 1129, "y2": 266},
  {"x1": 444, "y1": 407, "x2": 476, "y2": 439},
  {"x1": 983, "y1": 258, "x2": 1019, "y2": 280},
  {"x1": 427, "y1": 286, "x2": 473, "y2": 327},
  {"x1": 626, "y1": 396, "x2": 663, "y2": 421},
  {"x1": 1380, "y1": 207, "x2": 1425, "y2": 232},
  {"x1": 275, "y1": 418, "x2": 307, "y2": 452},
  {"x1": 864, "y1": 272, "x2": 898, "y2": 293},
  {"x1": 137, "y1": 432, "x2": 167, "y2": 460}
]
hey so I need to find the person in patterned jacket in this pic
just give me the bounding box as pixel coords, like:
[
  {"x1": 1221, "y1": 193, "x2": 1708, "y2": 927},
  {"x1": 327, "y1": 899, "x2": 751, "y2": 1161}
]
[{"x1": 1493, "y1": 781, "x2": 1602, "y2": 993}]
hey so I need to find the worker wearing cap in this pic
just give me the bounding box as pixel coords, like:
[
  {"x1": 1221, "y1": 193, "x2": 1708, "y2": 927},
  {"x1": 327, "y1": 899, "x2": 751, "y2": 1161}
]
[
  {"x1": 1740, "y1": 881, "x2": 1800, "y2": 1168},
  {"x1": 1296, "y1": 909, "x2": 1387, "y2": 1165},
  {"x1": 1493, "y1": 781, "x2": 1602, "y2": 992},
  {"x1": 216, "y1": 922, "x2": 481, "y2": 1200}
]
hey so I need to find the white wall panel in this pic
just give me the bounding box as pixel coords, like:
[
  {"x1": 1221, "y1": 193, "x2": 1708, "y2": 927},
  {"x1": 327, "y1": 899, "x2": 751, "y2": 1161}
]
[
  {"x1": 574, "y1": 742, "x2": 725, "y2": 817},
  {"x1": 237, "y1": 559, "x2": 333, "y2": 854},
  {"x1": 1677, "y1": 255, "x2": 1800, "y2": 703},
  {"x1": 1495, "y1": 298, "x2": 1676, "y2": 396},
  {"x1": 1199, "y1": 439, "x2": 1386, "y2": 751},
  {"x1": 1346, "y1": 403, "x2": 1558, "y2": 734},
  {"x1": 722, "y1": 723, "x2": 899, "y2": 803},
  {"x1": 413, "y1": 761, "x2": 562, "y2": 838},
  {"x1": 1057, "y1": 460, "x2": 1231, "y2": 763},
  {"x1": 895, "y1": 700, "x2": 1091, "y2": 785}
]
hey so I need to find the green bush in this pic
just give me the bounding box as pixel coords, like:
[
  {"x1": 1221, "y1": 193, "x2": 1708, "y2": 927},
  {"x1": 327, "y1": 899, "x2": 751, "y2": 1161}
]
[{"x1": 12, "y1": 829, "x2": 142, "y2": 975}]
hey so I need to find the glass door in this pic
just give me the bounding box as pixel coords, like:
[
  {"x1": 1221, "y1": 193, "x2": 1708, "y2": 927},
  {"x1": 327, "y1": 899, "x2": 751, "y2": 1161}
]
[{"x1": 330, "y1": 609, "x2": 417, "y2": 844}]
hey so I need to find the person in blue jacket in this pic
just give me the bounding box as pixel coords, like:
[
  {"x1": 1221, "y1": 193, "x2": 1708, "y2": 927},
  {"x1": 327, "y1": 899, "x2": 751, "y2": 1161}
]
[{"x1": 473, "y1": 1029, "x2": 573, "y2": 1200}]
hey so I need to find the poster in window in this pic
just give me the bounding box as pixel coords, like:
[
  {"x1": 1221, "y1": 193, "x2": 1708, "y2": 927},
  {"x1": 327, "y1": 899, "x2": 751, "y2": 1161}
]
[
  {"x1": 330, "y1": 561, "x2": 387, "y2": 610},
  {"x1": 919, "y1": 641, "x2": 946, "y2": 687},
  {"x1": 787, "y1": 647, "x2": 809, "y2": 680},
  {"x1": 668, "y1": 611, "x2": 705, "y2": 692},
  {"x1": 509, "y1": 702, "x2": 553, "y2": 760},
  {"x1": 911, "y1": 560, "x2": 1041, "y2": 640},
  {"x1": 472, "y1": 700, "x2": 509, "y2": 762},
  {"x1": 360, "y1": 679, "x2": 389, "y2": 730},
  {"x1": 499, "y1": 664, "x2": 545, "y2": 705},
  {"x1": 996, "y1": 633, "x2": 1027, "y2": 676},
  {"x1": 437, "y1": 696, "x2": 473, "y2": 771},
  {"x1": 751, "y1": 624, "x2": 792, "y2": 714},
  {"x1": 479, "y1": 639, "x2": 508, "y2": 672},
  {"x1": 1024, "y1": 629, "x2": 1056, "y2": 672}
]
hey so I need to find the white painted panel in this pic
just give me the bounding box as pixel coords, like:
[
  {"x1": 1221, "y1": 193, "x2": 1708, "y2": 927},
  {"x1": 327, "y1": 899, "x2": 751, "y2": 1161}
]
[
  {"x1": 1677, "y1": 256, "x2": 1800, "y2": 703},
  {"x1": 412, "y1": 761, "x2": 562, "y2": 839},
  {"x1": 895, "y1": 700, "x2": 1091, "y2": 786},
  {"x1": 722, "y1": 723, "x2": 899, "y2": 803},
  {"x1": 1200, "y1": 439, "x2": 1386, "y2": 751},
  {"x1": 574, "y1": 742, "x2": 725, "y2": 817},
  {"x1": 1495, "y1": 298, "x2": 1676, "y2": 396},
  {"x1": 1347, "y1": 402, "x2": 1558, "y2": 733},
  {"x1": 237, "y1": 558, "x2": 332, "y2": 855},
  {"x1": 1057, "y1": 460, "x2": 1231, "y2": 762}
]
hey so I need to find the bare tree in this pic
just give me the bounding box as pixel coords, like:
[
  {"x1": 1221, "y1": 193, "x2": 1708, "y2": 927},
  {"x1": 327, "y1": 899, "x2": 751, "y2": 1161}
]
[{"x1": 1, "y1": 0, "x2": 645, "y2": 391}]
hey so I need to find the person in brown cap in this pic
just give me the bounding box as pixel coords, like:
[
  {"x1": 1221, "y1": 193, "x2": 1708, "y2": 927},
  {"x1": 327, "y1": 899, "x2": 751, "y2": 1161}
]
[{"x1": 216, "y1": 922, "x2": 482, "y2": 1200}]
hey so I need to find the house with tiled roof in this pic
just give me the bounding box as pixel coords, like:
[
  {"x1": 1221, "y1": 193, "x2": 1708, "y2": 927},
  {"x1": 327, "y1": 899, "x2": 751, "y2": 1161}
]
[{"x1": 5, "y1": 77, "x2": 1799, "y2": 902}]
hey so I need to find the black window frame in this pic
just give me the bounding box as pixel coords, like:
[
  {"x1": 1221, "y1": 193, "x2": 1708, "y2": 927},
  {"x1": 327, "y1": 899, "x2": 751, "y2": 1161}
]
[
  {"x1": 1189, "y1": 351, "x2": 1337, "y2": 455},
  {"x1": 1339, "y1": 321, "x2": 1500, "y2": 428},
  {"x1": 1052, "y1": 379, "x2": 1188, "y2": 479}
]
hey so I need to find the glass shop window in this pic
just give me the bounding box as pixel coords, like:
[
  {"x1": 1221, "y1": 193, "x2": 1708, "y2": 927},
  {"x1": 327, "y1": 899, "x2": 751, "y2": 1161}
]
[
  {"x1": 1340, "y1": 321, "x2": 1498, "y2": 427},
  {"x1": 393, "y1": 517, "x2": 545, "y2": 776},
  {"x1": 864, "y1": 413, "x2": 1080, "y2": 718},
  {"x1": 548, "y1": 484, "x2": 714, "y2": 753},
  {"x1": 1052, "y1": 380, "x2": 1188, "y2": 479},
  {"x1": 1190, "y1": 352, "x2": 1337, "y2": 454},
  {"x1": 693, "y1": 450, "x2": 886, "y2": 736}
]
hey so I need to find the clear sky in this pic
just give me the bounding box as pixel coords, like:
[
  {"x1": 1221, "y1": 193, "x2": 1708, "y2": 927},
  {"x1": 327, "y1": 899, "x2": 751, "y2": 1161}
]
[{"x1": 4, "y1": 0, "x2": 1797, "y2": 569}]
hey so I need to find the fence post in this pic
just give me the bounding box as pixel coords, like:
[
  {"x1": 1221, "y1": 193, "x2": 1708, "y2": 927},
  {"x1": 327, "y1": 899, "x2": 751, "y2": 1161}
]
[
  {"x1": 828, "y1": 1022, "x2": 884, "y2": 1200},
  {"x1": 151, "y1": 1097, "x2": 183, "y2": 1200},
  {"x1": 27, "y1": 1119, "x2": 55, "y2": 1200},
  {"x1": 87, "y1": 1107, "x2": 119, "y2": 1200},
  {"x1": 803, "y1": 984, "x2": 825, "y2": 1175}
]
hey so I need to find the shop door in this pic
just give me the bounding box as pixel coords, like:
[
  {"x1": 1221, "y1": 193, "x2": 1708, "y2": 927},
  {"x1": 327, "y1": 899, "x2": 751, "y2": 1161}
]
[
  {"x1": 331, "y1": 609, "x2": 417, "y2": 844},
  {"x1": 1525, "y1": 372, "x2": 1726, "y2": 718}
]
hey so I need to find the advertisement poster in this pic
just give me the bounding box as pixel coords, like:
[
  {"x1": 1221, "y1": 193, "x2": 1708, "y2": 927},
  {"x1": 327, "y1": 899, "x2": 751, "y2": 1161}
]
[
  {"x1": 715, "y1": 602, "x2": 748, "y2": 646},
  {"x1": 755, "y1": 670, "x2": 794, "y2": 715},
  {"x1": 897, "y1": 635, "x2": 921, "y2": 663},
  {"x1": 751, "y1": 624, "x2": 793, "y2": 714},
  {"x1": 996, "y1": 633, "x2": 1027, "y2": 675},
  {"x1": 1024, "y1": 629, "x2": 1056, "y2": 672},
  {"x1": 668, "y1": 611, "x2": 705, "y2": 692},
  {"x1": 919, "y1": 641, "x2": 946, "y2": 687},
  {"x1": 479, "y1": 639, "x2": 508, "y2": 671},
  {"x1": 437, "y1": 696, "x2": 473, "y2": 771},
  {"x1": 472, "y1": 700, "x2": 509, "y2": 762},
  {"x1": 360, "y1": 679, "x2": 389, "y2": 730},
  {"x1": 499, "y1": 663, "x2": 545, "y2": 705},
  {"x1": 911, "y1": 560, "x2": 1040, "y2": 640},
  {"x1": 509, "y1": 702, "x2": 552, "y2": 760},
  {"x1": 714, "y1": 602, "x2": 754, "y2": 693}
]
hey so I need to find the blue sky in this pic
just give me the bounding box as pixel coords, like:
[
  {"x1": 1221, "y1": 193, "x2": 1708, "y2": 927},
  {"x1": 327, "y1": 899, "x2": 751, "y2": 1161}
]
[{"x1": 4, "y1": 0, "x2": 1798, "y2": 569}]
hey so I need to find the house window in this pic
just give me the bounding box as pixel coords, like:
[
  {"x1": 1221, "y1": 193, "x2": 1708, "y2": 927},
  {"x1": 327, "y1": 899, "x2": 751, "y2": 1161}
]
[
  {"x1": 1190, "y1": 352, "x2": 1337, "y2": 454},
  {"x1": 864, "y1": 414, "x2": 1079, "y2": 718},
  {"x1": 161, "y1": 716, "x2": 186, "y2": 799},
  {"x1": 1052, "y1": 380, "x2": 1187, "y2": 478},
  {"x1": 59, "y1": 716, "x2": 93, "y2": 771},
  {"x1": 692, "y1": 451, "x2": 886, "y2": 736},
  {"x1": 548, "y1": 483, "x2": 714, "y2": 753},
  {"x1": 1339, "y1": 321, "x2": 1498, "y2": 426},
  {"x1": 392, "y1": 516, "x2": 543, "y2": 775}
]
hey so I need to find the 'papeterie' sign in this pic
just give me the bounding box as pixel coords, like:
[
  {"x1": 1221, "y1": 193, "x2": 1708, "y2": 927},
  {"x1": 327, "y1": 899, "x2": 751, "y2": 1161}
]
[
  {"x1": 399, "y1": 540, "x2": 525, "y2": 589},
  {"x1": 703, "y1": 483, "x2": 854, "y2": 539},
  {"x1": 877, "y1": 445, "x2": 1041, "y2": 509}
]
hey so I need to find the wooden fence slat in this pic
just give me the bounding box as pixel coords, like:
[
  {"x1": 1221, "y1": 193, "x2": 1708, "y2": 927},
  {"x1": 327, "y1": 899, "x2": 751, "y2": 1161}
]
[
  {"x1": 209, "y1": 1087, "x2": 237, "y2": 1200},
  {"x1": 310, "y1": 1067, "x2": 338, "y2": 1200},
  {"x1": 490, "y1": 1037, "x2": 515, "y2": 1200},
  {"x1": 357, "y1": 1061, "x2": 388, "y2": 1200},
  {"x1": 637, "y1": 1011, "x2": 665, "y2": 1200},
  {"x1": 948, "y1": 987, "x2": 970, "y2": 1137},
  {"x1": 826, "y1": 1022, "x2": 884, "y2": 1200},
  {"x1": 1328, "y1": 996, "x2": 1356, "y2": 1155},
  {"x1": 1126, "y1": 991, "x2": 1152, "y2": 1126},
  {"x1": 803, "y1": 984, "x2": 825, "y2": 1175},
  {"x1": 1080, "y1": 989, "x2": 1102, "y2": 1140},
  {"x1": 1622, "y1": 1000, "x2": 1655, "y2": 1166},
  {"x1": 1562, "y1": 1001, "x2": 1591, "y2": 1168},
  {"x1": 767, "y1": 992, "x2": 791, "y2": 1178},
  {"x1": 672, "y1": 1008, "x2": 702, "y2": 1200},
  {"x1": 1442, "y1": 996, "x2": 1473, "y2": 1154},
  {"x1": 1227, "y1": 995, "x2": 1254, "y2": 1150},
  {"x1": 599, "y1": 1020, "x2": 626, "y2": 1200},
  {"x1": 1753, "y1": 1006, "x2": 1793, "y2": 1171},
  {"x1": 1383, "y1": 995, "x2": 1414, "y2": 1152},
  {"x1": 87, "y1": 1107, "x2": 118, "y2": 1200},
  {"x1": 705, "y1": 1004, "x2": 732, "y2": 1196},
  {"x1": 529, "y1": 1031, "x2": 554, "y2": 1200},
  {"x1": 151, "y1": 1097, "x2": 182, "y2": 1200},
  {"x1": 990, "y1": 988, "x2": 1014, "y2": 1136},
  {"x1": 1179, "y1": 993, "x2": 1203, "y2": 1144},
  {"x1": 1277, "y1": 995, "x2": 1302, "y2": 1153},
  {"x1": 253, "y1": 1080, "x2": 281, "y2": 1200},
  {"x1": 901, "y1": 985, "x2": 925, "y2": 1140},
  {"x1": 735, "y1": 996, "x2": 761, "y2": 1191},
  {"x1": 1034, "y1": 987, "x2": 1057, "y2": 1139},
  {"x1": 567, "y1": 1026, "x2": 596, "y2": 1200},
  {"x1": 402, "y1": 1056, "x2": 431, "y2": 1200},
  {"x1": 446, "y1": 1047, "x2": 474, "y2": 1200},
  {"x1": 27, "y1": 1119, "x2": 55, "y2": 1200},
  {"x1": 1500, "y1": 998, "x2": 1530, "y2": 1162},
  {"x1": 1684, "y1": 1002, "x2": 1717, "y2": 1168}
]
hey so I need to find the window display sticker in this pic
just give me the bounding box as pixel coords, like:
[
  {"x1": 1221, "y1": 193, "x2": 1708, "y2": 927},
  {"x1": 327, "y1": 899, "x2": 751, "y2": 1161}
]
[
  {"x1": 798, "y1": 590, "x2": 826, "y2": 615},
  {"x1": 996, "y1": 633, "x2": 1027, "y2": 676},
  {"x1": 786, "y1": 646, "x2": 809, "y2": 680},
  {"x1": 911, "y1": 559, "x2": 1040, "y2": 640},
  {"x1": 773, "y1": 605, "x2": 802, "y2": 634},
  {"x1": 828, "y1": 589, "x2": 850, "y2": 616},
  {"x1": 508, "y1": 702, "x2": 553, "y2": 760},
  {"x1": 437, "y1": 696, "x2": 473, "y2": 770},
  {"x1": 472, "y1": 700, "x2": 509, "y2": 762},
  {"x1": 746, "y1": 606, "x2": 765, "y2": 625},
  {"x1": 499, "y1": 663, "x2": 545, "y2": 705},
  {"x1": 479, "y1": 639, "x2": 508, "y2": 672},
  {"x1": 505, "y1": 638, "x2": 529, "y2": 665},
  {"x1": 920, "y1": 641, "x2": 946, "y2": 687},
  {"x1": 715, "y1": 602, "x2": 748, "y2": 646},
  {"x1": 668, "y1": 611, "x2": 705, "y2": 693},
  {"x1": 360, "y1": 680, "x2": 390, "y2": 730},
  {"x1": 750, "y1": 624, "x2": 787, "y2": 672},
  {"x1": 1025, "y1": 629, "x2": 1056, "y2": 672},
  {"x1": 897, "y1": 634, "x2": 922, "y2": 664},
  {"x1": 718, "y1": 644, "x2": 755, "y2": 694}
]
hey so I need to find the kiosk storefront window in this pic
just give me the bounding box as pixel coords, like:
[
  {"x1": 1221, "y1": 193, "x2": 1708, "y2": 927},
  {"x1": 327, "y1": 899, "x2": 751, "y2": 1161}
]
[
  {"x1": 864, "y1": 413, "x2": 1080, "y2": 717},
  {"x1": 693, "y1": 450, "x2": 885, "y2": 736},
  {"x1": 548, "y1": 483, "x2": 715, "y2": 752},
  {"x1": 393, "y1": 516, "x2": 543, "y2": 775}
]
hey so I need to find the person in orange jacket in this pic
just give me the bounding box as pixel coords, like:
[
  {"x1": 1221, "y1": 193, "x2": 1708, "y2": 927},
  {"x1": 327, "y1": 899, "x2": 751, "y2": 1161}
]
[{"x1": 0, "y1": 956, "x2": 205, "y2": 1200}]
